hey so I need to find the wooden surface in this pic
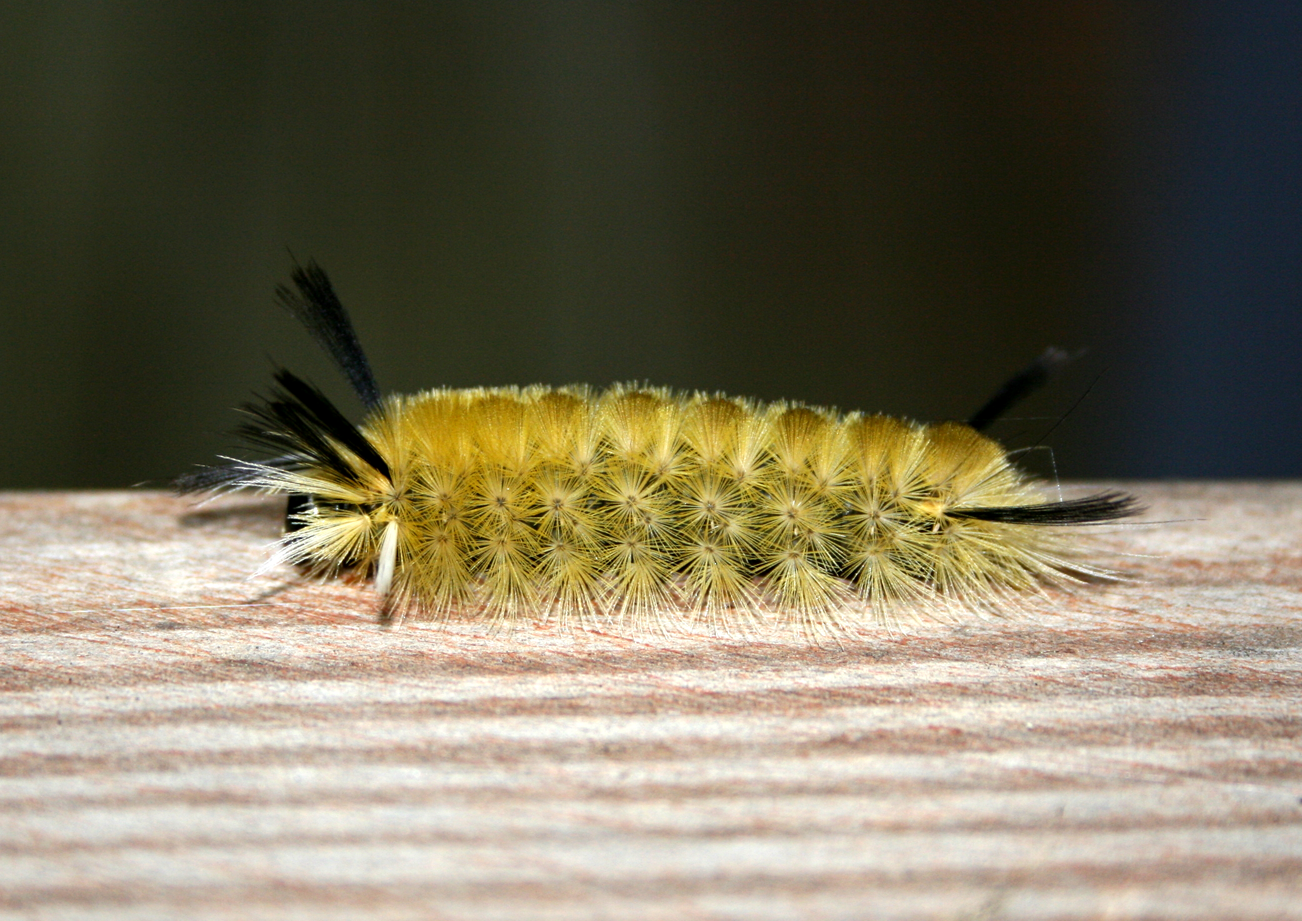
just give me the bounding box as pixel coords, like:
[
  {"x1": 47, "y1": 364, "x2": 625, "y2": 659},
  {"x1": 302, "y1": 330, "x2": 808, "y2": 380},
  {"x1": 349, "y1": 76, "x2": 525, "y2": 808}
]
[{"x1": 1, "y1": 483, "x2": 1300, "y2": 920}]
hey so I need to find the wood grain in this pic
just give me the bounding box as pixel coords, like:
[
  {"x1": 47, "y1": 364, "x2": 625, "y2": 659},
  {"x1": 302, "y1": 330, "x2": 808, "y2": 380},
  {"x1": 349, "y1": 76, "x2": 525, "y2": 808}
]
[{"x1": 2, "y1": 484, "x2": 1300, "y2": 920}]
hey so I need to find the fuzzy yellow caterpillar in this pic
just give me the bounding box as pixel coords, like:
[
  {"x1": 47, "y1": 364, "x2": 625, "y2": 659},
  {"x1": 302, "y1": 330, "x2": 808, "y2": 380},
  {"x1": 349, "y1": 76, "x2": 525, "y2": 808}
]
[{"x1": 178, "y1": 262, "x2": 1140, "y2": 629}]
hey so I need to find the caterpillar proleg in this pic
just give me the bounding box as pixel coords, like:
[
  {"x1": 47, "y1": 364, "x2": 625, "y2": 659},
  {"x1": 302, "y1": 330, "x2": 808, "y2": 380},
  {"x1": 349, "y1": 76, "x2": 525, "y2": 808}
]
[{"x1": 178, "y1": 263, "x2": 1141, "y2": 629}]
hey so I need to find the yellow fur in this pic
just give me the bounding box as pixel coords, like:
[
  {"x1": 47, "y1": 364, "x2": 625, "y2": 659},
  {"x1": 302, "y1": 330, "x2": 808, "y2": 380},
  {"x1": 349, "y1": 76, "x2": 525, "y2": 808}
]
[{"x1": 242, "y1": 382, "x2": 1098, "y2": 627}]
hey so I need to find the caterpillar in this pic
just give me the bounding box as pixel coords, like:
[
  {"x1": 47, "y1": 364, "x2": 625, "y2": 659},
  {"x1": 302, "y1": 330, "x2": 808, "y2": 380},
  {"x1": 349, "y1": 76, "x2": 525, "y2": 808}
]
[{"x1": 177, "y1": 262, "x2": 1140, "y2": 630}]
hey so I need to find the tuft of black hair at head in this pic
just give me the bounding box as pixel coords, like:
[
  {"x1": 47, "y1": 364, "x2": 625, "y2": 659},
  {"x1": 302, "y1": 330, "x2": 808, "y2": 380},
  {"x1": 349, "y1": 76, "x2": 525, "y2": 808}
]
[
  {"x1": 272, "y1": 369, "x2": 390, "y2": 479},
  {"x1": 233, "y1": 369, "x2": 391, "y2": 485},
  {"x1": 950, "y1": 491, "x2": 1144, "y2": 526},
  {"x1": 276, "y1": 260, "x2": 383, "y2": 411},
  {"x1": 173, "y1": 454, "x2": 303, "y2": 494}
]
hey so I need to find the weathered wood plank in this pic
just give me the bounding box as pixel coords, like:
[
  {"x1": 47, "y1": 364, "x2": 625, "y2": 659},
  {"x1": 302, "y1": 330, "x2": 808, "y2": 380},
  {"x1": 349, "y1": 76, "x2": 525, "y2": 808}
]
[{"x1": 1, "y1": 484, "x2": 1300, "y2": 919}]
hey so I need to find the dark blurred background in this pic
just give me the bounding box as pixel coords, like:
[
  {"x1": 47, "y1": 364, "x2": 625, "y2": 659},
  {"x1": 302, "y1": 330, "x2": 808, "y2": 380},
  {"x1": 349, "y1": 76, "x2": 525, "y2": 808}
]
[{"x1": 2, "y1": 2, "x2": 1298, "y2": 488}]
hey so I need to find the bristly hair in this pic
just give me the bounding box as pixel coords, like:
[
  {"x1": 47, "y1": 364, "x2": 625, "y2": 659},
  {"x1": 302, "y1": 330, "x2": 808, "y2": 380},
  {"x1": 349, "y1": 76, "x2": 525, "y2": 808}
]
[
  {"x1": 177, "y1": 262, "x2": 383, "y2": 495},
  {"x1": 275, "y1": 259, "x2": 383, "y2": 411},
  {"x1": 967, "y1": 346, "x2": 1075, "y2": 432},
  {"x1": 235, "y1": 368, "x2": 390, "y2": 483},
  {"x1": 174, "y1": 369, "x2": 387, "y2": 495},
  {"x1": 951, "y1": 491, "x2": 1143, "y2": 525},
  {"x1": 173, "y1": 453, "x2": 301, "y2": 493}
]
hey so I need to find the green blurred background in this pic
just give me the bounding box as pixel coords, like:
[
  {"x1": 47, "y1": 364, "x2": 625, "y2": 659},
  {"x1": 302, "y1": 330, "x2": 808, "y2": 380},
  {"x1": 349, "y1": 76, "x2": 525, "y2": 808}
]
[{"x1": 2, "y1": 2, "x2": 1299, "y2": 488}]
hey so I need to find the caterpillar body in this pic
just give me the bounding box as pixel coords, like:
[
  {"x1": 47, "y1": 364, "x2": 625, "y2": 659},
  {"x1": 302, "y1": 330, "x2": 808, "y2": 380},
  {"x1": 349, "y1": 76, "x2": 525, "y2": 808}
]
[{"x1": 178, "y1": 263, "x2": 1140, "y2": 629}]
